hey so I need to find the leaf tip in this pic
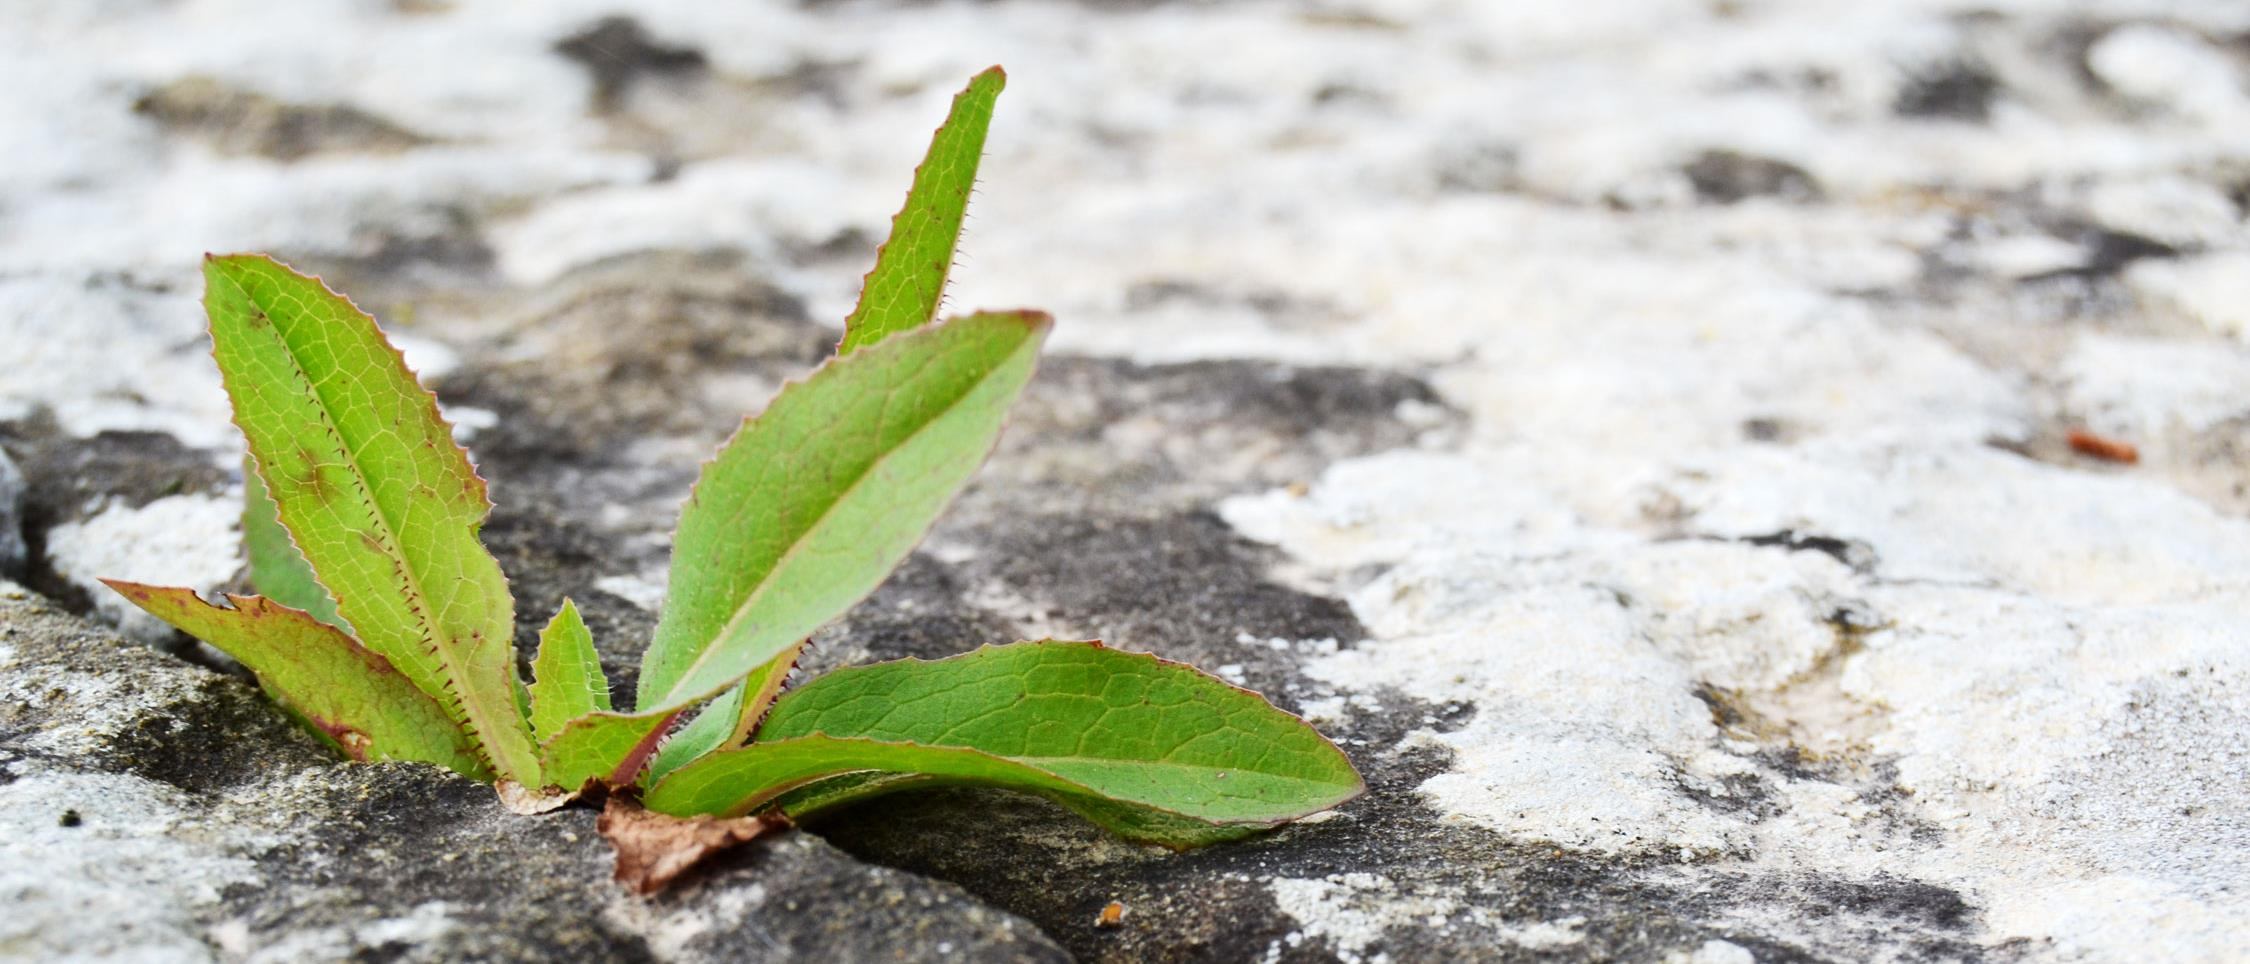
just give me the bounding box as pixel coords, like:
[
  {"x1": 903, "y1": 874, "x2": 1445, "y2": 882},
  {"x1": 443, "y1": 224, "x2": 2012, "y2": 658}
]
[
  {"x1": 546, "y1": 596, "x2": 583, "y2": 628},
  {"x1": 98, "y1": 578, "x2": 161, "y2": 610},
  {"x1": 962, "y1": 308, "x2": 1053, "y2": 339},
  {"x1": 201, "y1": 251, "x2": 270, "y2": 278}
]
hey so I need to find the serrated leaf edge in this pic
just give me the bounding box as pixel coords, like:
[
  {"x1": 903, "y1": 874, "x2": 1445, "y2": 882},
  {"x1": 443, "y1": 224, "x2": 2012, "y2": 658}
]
[
  {"x1": 838, "y1": 65, "x2": 1005, "y2": 355},
  {"x1": 201, "y1": 252, "x2": 535, "y2": 781}
]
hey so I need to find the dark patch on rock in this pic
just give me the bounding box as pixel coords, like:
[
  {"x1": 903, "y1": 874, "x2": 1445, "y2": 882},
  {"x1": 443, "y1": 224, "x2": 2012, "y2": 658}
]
[
  {"x1": 1893, "y1": 60, "x2": 2002, "y2": 122},
  {"x1": 0, "y1": 414, "x2": 231, "y2": 518},
  {"x1": 100, "y1": 672, "x2": 334, "y2": 794},
  {"x1": 789, "y1": 225, "x2": 879, "y2": 268},
  {"x1": 1121, "y1": 281, "x2": 1349, "y2": 332},
  {"x1": 1676, "y1": 871, "x2": 1983, "y2": 961},
  {"x1": 133, "y1": 75, "x2": 430, "y2": 161},
  {"x1": 1694, "y1": 682, "x2": 1748, "y2": 730},
  {"x1": 1732, "y1": 65, "x2": 1842, "y2": 95},
  {"x1": 555, "y1": 16, "x2": 709, "y2": 112},
  {"x1": 955, "y1": 511, "x2": 1361, "y2": 703},
  {"x1": 1432, "y1": 140, "x2": 1523, "y2": 194},
  {"x1": 1816, "y1": 875, "x2": 1972, "y2": 930},
  {"x1": 1330, "y1": 690, "x2": 1478, "y2": 747},
  {"x1": 1683, "y1": 150, "x2": 1822, "y2": 204},
  {"x1": 0, "y1": 413, "x2": 233, "y2": 613},
  {"x1": 2043, "y1": 20, "x2": 2119, "y2": 99},
  {"x1": 1123, "y1": 278, "x2": 1228, "y2": 311},
  {"x1": 807, "y1": 552, "x2": 1027, "y2": 673},
  {"x1": 1741, "y1": 416, "x2": 1795, "y2": 443},
  {"x1": 983, "y1": 356, "x2": 1454, "y2": 515},
  {"x1": 1855, "y1": 760, "x2": 1950, "y2": 846},
  {"x1": 1738, "y1": 529, "x2": 1876, "y2": 573},
  {"x1": 330, "y1": 205, "x2": 499, "y2": 290},
  {"x1": 1311, "y1": 82, "x2": 1388, "y2": 110},
  {"x1": 0, "y1": 447, "x2": 23, "y2": 580},
  {"x1": 1670, "y1": 766, "x2": 1784, "y2": 822},
  {"x1": 752, "y1": 58, "x2": 861, "y2": 111},
  {"x1": 2020, "y1": 226, "x2": 2180, "y2": 284}
]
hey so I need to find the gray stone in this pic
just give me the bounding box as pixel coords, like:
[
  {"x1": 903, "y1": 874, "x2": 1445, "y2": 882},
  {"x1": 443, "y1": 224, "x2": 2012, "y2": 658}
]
[
  {"x1": 0, "y1": 446, "x2": 22, "y2": 579},
  {"x1": 0, "y1": 584, "x2": 1064, "y2": 962}
]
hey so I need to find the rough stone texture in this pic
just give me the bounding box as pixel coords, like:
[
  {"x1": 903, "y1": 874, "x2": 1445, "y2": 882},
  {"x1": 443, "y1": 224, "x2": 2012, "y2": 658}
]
[
  {"x1": 4, "y1": 1, "x2": 2250, "y2": 962},
  {"x1": 0, "y1": 584, "x2": 1064, "y2": 963}
]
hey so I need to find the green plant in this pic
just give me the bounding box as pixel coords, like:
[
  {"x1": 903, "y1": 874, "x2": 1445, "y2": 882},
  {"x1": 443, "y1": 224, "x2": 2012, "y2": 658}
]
[{"x1": 103, "y1": 67, "x2": 1361, "y2": 888}]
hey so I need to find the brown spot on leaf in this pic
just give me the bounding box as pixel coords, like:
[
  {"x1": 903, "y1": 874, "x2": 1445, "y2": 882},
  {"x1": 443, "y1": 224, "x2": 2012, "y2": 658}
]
[
  {"x1": 307, "y1": 716, "x2": 374, "y2": 760},
  {"x1": 291, "y1": 455, "x2": 339, "y2": 503},
  {"x1": 598, "y1": 796, "x2": 789, "y2": 895}
]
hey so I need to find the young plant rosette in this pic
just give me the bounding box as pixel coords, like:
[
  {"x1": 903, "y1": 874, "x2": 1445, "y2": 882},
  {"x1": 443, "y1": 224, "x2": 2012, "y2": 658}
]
[{"x1": 104, "y1": 68, "x2": 1361, "y2": 892}]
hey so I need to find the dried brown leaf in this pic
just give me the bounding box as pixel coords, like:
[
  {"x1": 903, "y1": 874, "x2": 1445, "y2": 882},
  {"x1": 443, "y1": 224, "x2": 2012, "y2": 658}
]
[{"x1": 598, "y1": 795, "x2": 789, "y2": 895}]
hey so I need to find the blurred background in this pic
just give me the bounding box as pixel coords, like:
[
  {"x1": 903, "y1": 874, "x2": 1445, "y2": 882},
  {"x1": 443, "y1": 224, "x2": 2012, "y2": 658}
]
[{"x1": 4, "y1": 2, "x2": 2249, "y2": 962}]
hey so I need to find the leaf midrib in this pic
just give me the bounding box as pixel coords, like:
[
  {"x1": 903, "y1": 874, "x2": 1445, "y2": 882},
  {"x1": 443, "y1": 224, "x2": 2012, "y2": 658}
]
[{"x1": 651, "y1": 323, "x2": 1029, "y2": 708}]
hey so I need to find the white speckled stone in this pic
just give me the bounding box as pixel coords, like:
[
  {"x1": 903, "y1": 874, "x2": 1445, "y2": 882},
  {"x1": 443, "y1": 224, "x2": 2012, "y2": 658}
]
[{"x1": 6, "y1": 1, "x2": 2250, "y2": 960}]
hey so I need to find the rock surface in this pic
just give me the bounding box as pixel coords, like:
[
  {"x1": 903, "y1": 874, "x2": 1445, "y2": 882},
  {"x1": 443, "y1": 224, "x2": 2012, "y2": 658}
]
[
  {"x1": 0, "y1": 584, "x2": 1064, "y2": 962},
  {"x1": 0, "y1": 448, "x2": 23, "y2": 580},
  {"x1": 5, "y1": 1, "x2": 2250, "y2": 962}
]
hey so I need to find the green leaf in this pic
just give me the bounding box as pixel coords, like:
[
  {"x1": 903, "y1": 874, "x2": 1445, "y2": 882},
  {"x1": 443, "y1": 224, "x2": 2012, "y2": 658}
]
[
  {"x1": 633, "y1": 310, "x2": 1049, "y2": 717},
  {"x1": 554, "y1": 305, "x2": 1046, "y2": 790},
  {"x1": 201, "y1": 254, "x2": 539, "y2": 784},
  {"x1": 539, "y1": 706, "x2": 677, "y2": 792},
  {"x1": 837, "y1": 67, "x2": 1005, "y2": 356},
  {"x1": 241, "y1": 458, "x2": 345, "y2": 631},
  {"x1": 103, "y1": 580, "x2": 487, "y2": 779},
  {"x1": 642, "y1": 642, "x2": 1364, "y2": 844},
  {"x1": 528, "y1": 599, "x2": 609, "y2": 741}
]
